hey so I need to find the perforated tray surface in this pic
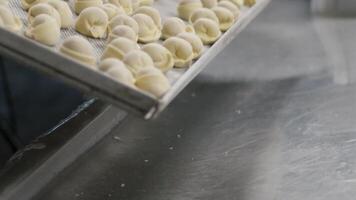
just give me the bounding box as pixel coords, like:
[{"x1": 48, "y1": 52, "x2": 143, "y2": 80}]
[{"x1": 1, "y1": 0, "x2": 270, "y2": 118}]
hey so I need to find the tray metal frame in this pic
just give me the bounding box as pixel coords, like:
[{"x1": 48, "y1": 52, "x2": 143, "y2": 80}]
[{"x1": 0, "y1": 0, "x2": 270, "y2": 119}]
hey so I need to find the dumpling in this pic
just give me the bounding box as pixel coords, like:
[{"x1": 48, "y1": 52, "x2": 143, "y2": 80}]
[
  {"x1": 0, "y1": 6, "x2": 23, "y2": 32},
  {"x1": 200, "y1": 0, "x2": 217, "y2": 8},
  {"x1": 193, "y1": 18, "x2": 221, "y2": 44},
  {"x1": 101, "y1": 37, "x2": 140, "y2": 60},
  {"x1": 211, "y1": 6, "x2": 235, "y2": 31},
  {"x1": 25, "y1": 14, "x2": 60, "y2": 46},
  {"x1": 123, "y1": 50, "x2": 154, "y2": 76},
  {"x1": 244, "y1": 0, "x2": 256, "y2": 7},
  {"x1": 177, "y1": 0, "x2": 202, "y2": 21},
  {"x1": 108, "y1": 14, "x2": 139, "y2": 33},
  {"x1": 99, "y1": 3, "x2": 125, "y2": 20},
  {"x1": 135, "y1": 67, "x2": 171, "y2": 98},
  {"x1": 75, "y1": 7, "x2": 108, "y2": 38},
  {"x1": 0, "y1": 0, "x2": 8, "y2": 6},
  {"x1": 28, "y1": 3, "x2": 61, "y2": 26},
  {"x1": 48, "y1": 0, "x2": 73, "y2": 28},
  {"x1": 60, "y1": 36, "x2": 97, "y2": 66},
  {"x1": 142, "y1": 43, "x2": 174, "y2": 72},
  {"x1": 134, "y1": 6, "x2": 161, "y2": 29},
  {"x1": 108, "y1": 0, "x2": 132, "y2": 14},
  {"x1": 21, "y1": 0, "x2": 48, "y2": 11},
  {"x1": 163, "y1": 37, "x2": 193, "y2": 68},
  {"x1": 227, "y1": 0, "x2": 244, "y2": 8},
  {"x1": 217, "y1": 1, "x2": 240, "y2": 19},
  {"x1": 74, "y1": 0, "x2": 103, "y2": 14},
  {"x1": 161, "y1": 17, "x2": 194, "y2": 39},
  {"x1": 132, "y1": 13, "x2": 161, "y2": 43},
  {"x1": 189, "y1": 7, "x2": 219, "y2": 24},
  {"x1": 177, "y1": 32, "x2": 203, "y2": 59},
  {"x1": 139, "y1": 0, "x2": 153, "y2": 6},
  {"x1": 108, "y1": 25, "x2": 138, "y2": 43},
  {"x1": 131, "y1": 0, "x2": 140, "y2": 11},
  {"x1": 99, "y1": 58, "x2": 135, "y2": 86}
]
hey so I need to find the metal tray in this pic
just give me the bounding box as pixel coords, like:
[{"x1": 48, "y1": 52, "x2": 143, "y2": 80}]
[{"x1": 0, "y1": 0, "x2": 270, "y2": 119}]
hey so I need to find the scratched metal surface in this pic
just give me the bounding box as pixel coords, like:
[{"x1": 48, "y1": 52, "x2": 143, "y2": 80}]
[{"x1": 33, "y1": 0, "x2": 356, "y2": 199}]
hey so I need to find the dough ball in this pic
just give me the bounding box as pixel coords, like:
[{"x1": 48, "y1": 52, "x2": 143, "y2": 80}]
[
  {"x1": 211, "y1": 6, "x2": 235, "y2": 31},
  {"x1": 227, "y1": 0, "x2": 244, "y2": 8},
  {"x1": 139, "y1": 0, "x2": 153, "y2": 6},
  {"x1": 123, "y1": 50, "x2": 154, "y2": 76},
  {"x1": 0, "y1": 5, "x2": 23, "y2": 32},
  {"x1": 201, "y1": 0, "x2": 217, "y2": 8},
  {"x1": 161, "y1": 17, "x2": 194, "y2": 39},
  {"x1": 142, "y1": 43, "x2": 174, "y2": 72},
  {"x1": 108, "y1": 25, "x2": 138, "y2": 43},
  {"x1": 48, "y1": 0, "x2": 73, "y2": 28},
  {"x1": 25, "y1": 14, "x2": 60, "y2": 46},
  {"x1": 131, "y1": 0, "x2": 140, "y2": 11},
  {"x1": 135, "y1": 67, "x2": 171, "y2": 98},
  {"x1": 75, "y1": 7, "x2": 108, "y2": 38},
  {"x1": 74, "y1": 0, "x2": 103, "y2": 14},
  {"x1": 244, "y1": 0, "x2": 256, "y2": 7},
  {"x1": 193, "y1": 18, "x2": 221, "y2": 44},
  {"x1": 189, "y1": 7, "x2": 219, "y2": 24},
  {"x1": 132, "y1": 13, "x2": 161, "y2": 43},
  {"x1": 217, "y1": 1, "x2": 240, "y2": 18},
  {"x1": 99, "y1": 3, "x2": 125, "y2": 20},
  {"x1": 177, "y1": 0, "x2": 202, "y2": 21},
  {"x1": 134, "y1": 6, "x2": 161, "y2": 29},
  {"x1": 108, "y1": 14, "x2": 139, "y2": 33},
  {"x1": 28, "y1": 3, "x2": 61, "y2": 26},
  {"x1": 100, "y1": 58, "x2": 135, "y2": 86},
  {"x1": 101, "y1": 37, "x2": 140, "y2": 60},
  {"x1": 163, "y1": 37, "x2": 193, "y2": 68},
  {"x1": 177, "y1": 32, "x2": 203, "y2": 59},
  {"x1": 60, "y1": 36, "x2": 96, "y2": 66},
  {"x1": 108, "y1": 0, "x2": 132, "y2": 14},
  {"x1": 21, "y1": 0, "x2": 48, "y2": 11}
]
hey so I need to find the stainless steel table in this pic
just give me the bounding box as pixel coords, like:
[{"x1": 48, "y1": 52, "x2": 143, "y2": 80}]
[{"x1": 2, "y1": 0, "x2": 356, "y2": 199}]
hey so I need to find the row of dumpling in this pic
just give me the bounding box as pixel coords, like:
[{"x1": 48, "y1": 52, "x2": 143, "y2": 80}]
[
  {"x1": 59, "y1": 36, "x2": 172, "y2": 97},
  {"x1": 0, "y1": 1, "x2": 23, "y2": 32}
]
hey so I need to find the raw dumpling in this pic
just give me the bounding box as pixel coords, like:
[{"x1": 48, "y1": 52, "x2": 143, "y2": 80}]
[
  {"x1": 228, "y1": 0, "x2": 244, "y2": 8},
  {"x1": 161, "y1": 17, "x2": 194, "y2": 39},
  {"x1": 217, "y1": 1, "x2": 240, "y2": 18},
  {"x1": 99, "y1": 3, "x2": 125, "y2": 20},
  {"x1": 99, "y1": 58, "x2": 135, "y2": 86},
  {"x1": 28, "y1": 3, "x2": 61, "y2": 25},
  {"x1": 211, "y1": 6, "x2": 235, "y2": 31},
  {"x1": 108, "y1": 25, "x2": 138, "y2": 43},
  {"x1": 135, "y1": 67, "x2": 171, "y2": 98},
  {"x1": 177, "y1": 32, "x2": 203, "y2": 59},
  {"x1": 163, "y1": 37, "x2": 193, "y2": 68},
  {"x1": 123, "y1": 50, "x2": 154, "y2": 76},
  {"x1": 132, "y1": 13, "x2": 161, "y2": 43},
  {"x1": 108, "y1": 14, "x2": 139, "y2": 33},
  {"x1": 108, "y1": 0, "x2": 132, "y2": 14},
  {"x1": 177, "y1": 0, "x2": 202, "y2": 21},
  {"x1": 75, "y1": 7, "x2": 108, "y2": 38},
  {"x1": 193, "y1": 18, "x2": 221, "y2": 44},
  {"x1": 0, "y1": 6, "x2": 23, "y2": 32},
  {"x1": 139, "y1": 0, "x2": 153, "y2": 6},
  {"x1": 74, "y1": 0, "x2": 103, "y2": 14},
  {"x1": 60, "y1": 36, "x2": 96, "y2": 66},
  {"x1": 131, "y1": 0, "x2": 140, "y2": 11},
  {"x1": 48, "y1": 0, "x2": 73, "y2": 28},
  {"x1": 244, "y1": 0, "x2": 256, "y2": 7},
  {"x1": 142, "y1": 43, "x2": 174, "y2": 72},
  {"x1": 25, "y1": 14, "x2": 60, "y2": 46},
  {"x1": 21, "y1": 0, "x2": 48, "y2": 10},
  {"x1": 101, "y1": 37, "x2": 140, "y2": 60},
  {"x1": 134, "y1": 6, "x2": 161, "y2": 29},
  {"x1": 201, "y1": 0, "x2": 217, "y2": 8},
  {"x1": 189, "y1": 7, "x2": 219, "y2": 24}
]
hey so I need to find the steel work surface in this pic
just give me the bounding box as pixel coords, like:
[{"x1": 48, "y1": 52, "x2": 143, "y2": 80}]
[{"x1": 32, "y1": 0, "x2": 356, "y2": 199}]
